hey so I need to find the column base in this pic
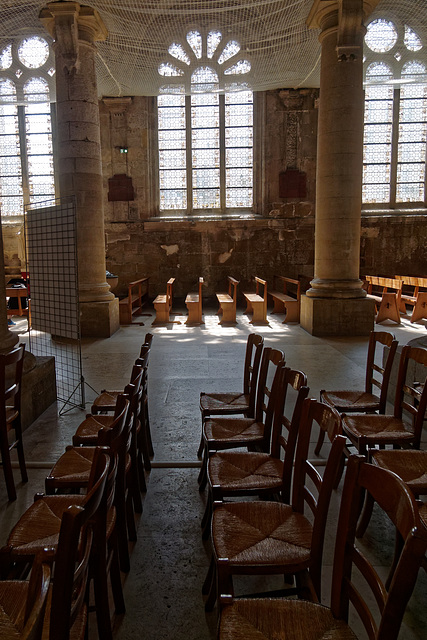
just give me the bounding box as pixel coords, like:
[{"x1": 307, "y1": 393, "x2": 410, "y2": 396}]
[
  {"x1": 300, "y1": 295, "x2": 375, "y2": 336},
  {"x1": 22, "y1": 356, "x2": 57, "y2": 431},
  {"x1": 80, "y1": 297, "x2": 120, "y2": 338}
]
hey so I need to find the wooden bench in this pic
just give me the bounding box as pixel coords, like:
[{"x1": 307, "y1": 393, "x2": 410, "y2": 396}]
[
  {"x1": 395, "y1": 276, "x2": 427, "y2": 323},
  {"x1": 6, "y1": 286, "x2": 30, "y2": 326},
  {"x1": 119, "y1": 277, "x2": 149, "y2": 324},
  {"x1": 216, "y1": 276, "x2": 239, "y2": 325},
  {"x1": 153, "y1": 278, "x2": 175, "y2": 324},
  {"x1": 364, "y1": 276, "x2": 403, "y2": 324},
  {"x1": 243, "y1": 276, "x2": 268, "y2": 325},
  {"x1": 269, "y1": 275, "x2": 301, "y2": 323},
  {"x1": 186, "y1": 277, "x2": 204, "y2": 325}
]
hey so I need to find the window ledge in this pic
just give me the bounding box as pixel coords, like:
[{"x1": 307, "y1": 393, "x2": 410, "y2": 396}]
[{"x1": 362, "y1": 208, "x2": 427, "y2": 217}]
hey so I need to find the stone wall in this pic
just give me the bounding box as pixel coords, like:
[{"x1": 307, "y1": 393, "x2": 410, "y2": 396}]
[{"x1": 3, "y1": 88, "x2": 427, "y2": 302}]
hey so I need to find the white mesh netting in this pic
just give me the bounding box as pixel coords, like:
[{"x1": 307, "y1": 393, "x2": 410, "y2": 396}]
[{"x1": 0, "y1": 0, "x2": 426, "y2": 97}]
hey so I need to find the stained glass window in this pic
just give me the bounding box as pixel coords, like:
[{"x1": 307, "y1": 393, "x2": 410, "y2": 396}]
[
  {"x1": 158, "y1": 30, "x2": 253, "y2": 214},
  {"x1": 363, "y1": 21, "x2": 427, "y2": 206},
  {"x1": 0, "y1": 36, "x2": 55, "y2": 217}
]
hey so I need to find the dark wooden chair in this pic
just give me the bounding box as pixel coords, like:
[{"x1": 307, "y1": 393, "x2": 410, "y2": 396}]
[
  {"x1": 201, "y1": 367, "x2": 309, "y2": 538},
  {"x1": 203, "y1": 399, "x2": 345, "y2": 611},
  {"x1": 0, "y1": 550, "x2": 50, "y2": 640},
  {"x1": 0, "y1": 449, "x2": 109, "y2": 639},
  {"x1": 0, "y1": 343, "x2": 27, "y2": 502},
  {"x1": 316, "y1": 330, "x2": 398, "y2": 455},
  {"x1": 357, "y1": 447, "x2": 427, "y2": 538},
  {"x1": 218, "y1": 456, "x2": 427, "y2": 640},
  {"x1": 198, "y1": 347, "x2": 284, "y2": 491},
  {"x1": 342, "y1": 345, "x2": 427, "y2": 458},
  {"x1": 198, "y1": 334, "x2": 264, "y2": 458}
]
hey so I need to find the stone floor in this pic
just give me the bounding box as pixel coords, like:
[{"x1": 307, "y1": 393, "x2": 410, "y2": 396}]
[{"x1": 1, "y1": 306, "x2": 427, "y2": 639}]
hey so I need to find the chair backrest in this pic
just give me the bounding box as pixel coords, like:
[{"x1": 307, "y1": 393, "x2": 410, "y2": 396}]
[
  {"x1": 20, "y1": 551, "x2": 51, "y2": 640},
  {"x1": 392, "y1": 345, "x2": 427, "y2": 448},
  {"x1": 365, "y1": 331, "x2": 398, "y2": 413},
  {"x1": 330, "y1": 455, "x2": 427, "y2": 640},
  {"x1": 49, "y1": 448, "x2": 109, "y2": 639},
  {"x1": 291, "y1": 398, "x2": 345, "y2": 599},
  {"x1": 242, "y1": 334, "x2": 264, "y2": 416},
  {"x1": 0, "y1": 343, "x2": 25, "y2": 418},
  {"x1": 270, "y1": 367, "x2": 309, "y2": 503},
  {"x1": 253, "y1": 347, "x2": 285, "y2": 430}
]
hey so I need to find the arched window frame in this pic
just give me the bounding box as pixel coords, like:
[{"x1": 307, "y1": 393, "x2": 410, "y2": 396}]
[
  {"x1": 157, "y1": 29, "x2": 255, "y2": 217},
  {"x1": 0, "y1": 36, "x2": 56, "y2": 219},
  {"x1": 363, "y1": 18, "x2": 427, "y2": 209}
]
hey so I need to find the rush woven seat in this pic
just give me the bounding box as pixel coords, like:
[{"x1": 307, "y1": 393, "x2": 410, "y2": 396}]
[
  {"x1": 219, "y1": 456, "x2": 427, "y2": 640},
  {"x1": 198, "y1": 334, "x2": 264, "y2": 458},
  {"x1": 201, "y1": 367, "x2": 309, "y2": 538},
  {"x1": 198, "y1": 347, "x2": 284, "y2": 491},
  {"x1": 203, "y1": 399, "x2": 344, "y2": 611},
  {"x1": 316, "y1": 331, "x2": 398, "y2": 456}
]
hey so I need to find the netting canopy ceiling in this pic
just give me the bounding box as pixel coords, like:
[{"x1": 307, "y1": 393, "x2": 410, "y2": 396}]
[{"x1": 1, "y1": 0, "x2": 427, "y2": 97}]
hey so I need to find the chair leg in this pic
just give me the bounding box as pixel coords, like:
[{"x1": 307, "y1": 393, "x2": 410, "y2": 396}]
[
  {"x1": 145, "y1": 402, "x2": 154, "y2": 458},
  {"x1": 14, "y1": 420, "x2": 28, "y2": 483},
  {"x1": 0, "y1": 430, "x2": 16, "y2": 501},
  {"x1": 126, "y1": 487, "x2": 137, "y2": 542},
  {"x1": 201, "y1": 492, "x2": 212, "y2": 540},
  {"x1": 109, "y1": 533, "x2": 126, "y2": 614},
  {"x1": 198, "y1": 446, "x2": 208, "y2": 491},
  {"x1": 114, "y1": 488, "x2": 131, "y2": 573},
  {"x1": 92, "y1": 553, "x2": 113, "y2": 640}
]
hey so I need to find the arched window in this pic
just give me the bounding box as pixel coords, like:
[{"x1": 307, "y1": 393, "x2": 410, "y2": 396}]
[
  {"x1": 157, "y1": 30, "x2": 253, "y2": 215},
  {"x1": 0, "y1": 36, "x2": 55, "y2": 218},
  {"x1": 363, "y1": 19, "x2": 427, "y2": 207}
]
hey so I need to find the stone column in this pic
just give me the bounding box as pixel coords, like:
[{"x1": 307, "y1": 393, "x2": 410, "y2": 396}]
[
  {"x1": 40, "y1": 2, "x2": 119, "y2": 338},
  {"x1": 301, "y1": 0, "x2": 379, "y2": 336}
]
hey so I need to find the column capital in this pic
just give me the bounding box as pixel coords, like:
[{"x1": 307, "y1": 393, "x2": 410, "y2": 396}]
[{"x1": 40, "y1": 2, "x2": 107, "y2": 71}]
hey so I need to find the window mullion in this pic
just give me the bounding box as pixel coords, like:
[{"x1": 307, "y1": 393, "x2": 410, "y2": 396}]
[
  {"x1": 389, "y1": 88, "x2": 400, "y2": 208},
  {"x1": 17, "y1": 105, "x2": 30, "y2": 207},
  {"x1": 186, "y1": 94, "x2": 193, "y2": 214},
  {"x1": 219, "y1": 94, "x2": 226, "y2": 212}
]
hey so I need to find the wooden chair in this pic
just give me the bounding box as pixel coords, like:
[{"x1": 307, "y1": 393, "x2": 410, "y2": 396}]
[
  {"x1": 203, "y1": 399, "x2": 345, "y2": 611},
  {"x1": 316, "y1": 330, "x2": 398, "y2": 455},
  {"x1": 73, "y1": 377, "x2": 143, "y2": 570},
  {"x1": 0, "y1": 343, "x2": 27, "y2": 501},
  {"x1": 0, "y1": 449, "x2": 109, "y2": 639},
  {"x1": 0, "y1": 550, "x2": 50, "y2": 640},
  {"x1": 198, "y1": 347, "x2": 285, "y2": 492},
  {"x1": 45, "y1": 395, "x2": 130, "y2": 584},
  {"x1": 198, "y1": 334, "x2": 264, "y2": 458},
  {"x1": 357, "y1": 447, "x2": 427, "y2": 538},
  {"x1": 341, "y1": 345, "x2": 427, "y2": 458},
  {"x1": 218, "y1": 456, "x2": 427, "y2": 640},
  {"x1": 201, "y1": 367, "x2": 309, "y2": 538},
  {"x1": 185, "y1": 277, "x2": 204, "y2": 325}
]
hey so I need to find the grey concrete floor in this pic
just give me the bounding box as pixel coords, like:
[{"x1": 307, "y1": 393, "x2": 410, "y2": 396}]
[{"x1": 1, "y1": 306, "x2": 427, "y2": 639}]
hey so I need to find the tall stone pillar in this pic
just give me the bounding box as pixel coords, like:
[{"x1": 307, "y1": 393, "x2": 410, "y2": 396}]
[
  {"x1": 301, "y1": 0, "x2": 379, "y2": 336},
  {"x1": 40, "y1": 2, "x2": 119, "y2": 338}
]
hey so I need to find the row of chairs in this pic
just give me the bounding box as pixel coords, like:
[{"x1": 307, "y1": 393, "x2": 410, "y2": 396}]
[
  {"x1": 0, "y1": 333, "x2": 154, "y2": 639},
  {"x1": 198, "y1": 332, "x2": 427, "y2": 639}
]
